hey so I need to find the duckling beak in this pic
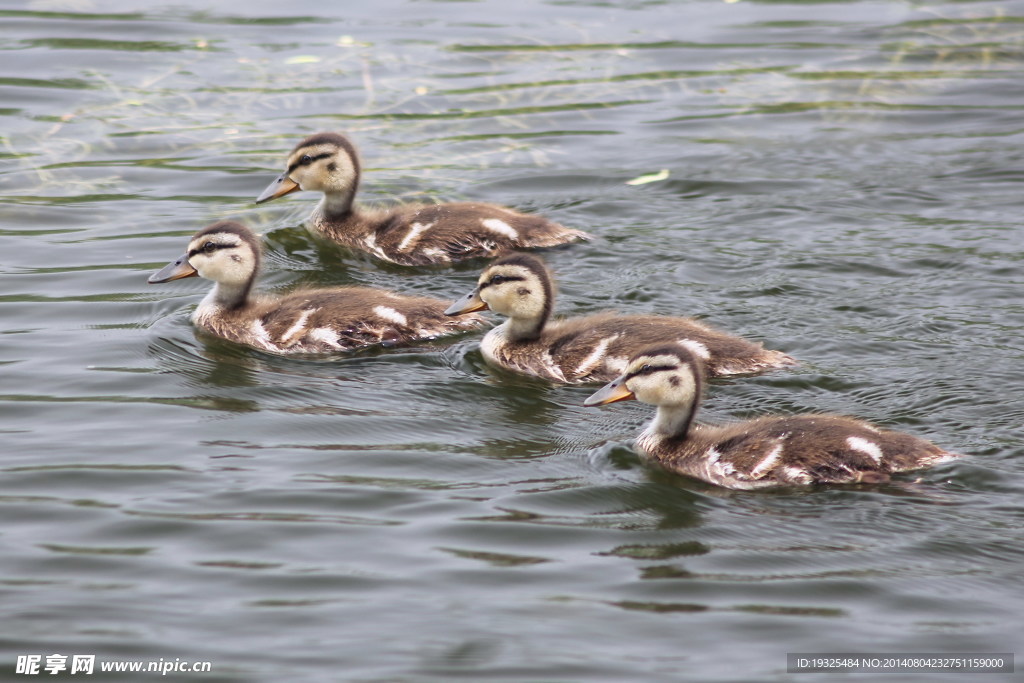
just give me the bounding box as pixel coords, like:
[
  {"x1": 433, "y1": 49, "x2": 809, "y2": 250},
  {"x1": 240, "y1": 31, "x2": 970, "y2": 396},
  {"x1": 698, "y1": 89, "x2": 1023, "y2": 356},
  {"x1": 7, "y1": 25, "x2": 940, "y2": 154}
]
[
  {"x1": 148, "y1": 253, "x2": 198, "y2": 284},
  {"x1": 255, "y1": 173, "x2": 301, "y2": 204},
  {"x1": 445, "y1": 289, "x2": 488, "y2": 316},
  {"x1": 584, "y1": 376, "x2": 635, "y2": 407}
]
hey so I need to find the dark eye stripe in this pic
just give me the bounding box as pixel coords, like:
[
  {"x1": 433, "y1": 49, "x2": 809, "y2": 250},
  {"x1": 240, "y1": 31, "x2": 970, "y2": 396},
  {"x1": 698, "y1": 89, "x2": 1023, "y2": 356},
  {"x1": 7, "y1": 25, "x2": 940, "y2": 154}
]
[
  {"x1": 188, "y1": 242, "x2": 236, "y2": 258},
  {"x1": 286, "y1": 151, "x2": 332, "y2": 175},
  {"x1": 481, "y1": 274, "x2": 525, "y2": 289},
  {"x1": 626, "y1": 364, "x2": 677, "y2": 380}
]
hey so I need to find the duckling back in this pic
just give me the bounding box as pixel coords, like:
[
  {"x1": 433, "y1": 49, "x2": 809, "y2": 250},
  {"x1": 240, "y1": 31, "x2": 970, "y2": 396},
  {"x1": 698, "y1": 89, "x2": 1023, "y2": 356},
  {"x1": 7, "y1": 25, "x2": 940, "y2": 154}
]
[
  {"x1": 650, "y1": 414, "x2": 958, "y2": 490},
  {"x1": 193, "y1": 286, "x2": 484, "y2": 354}
]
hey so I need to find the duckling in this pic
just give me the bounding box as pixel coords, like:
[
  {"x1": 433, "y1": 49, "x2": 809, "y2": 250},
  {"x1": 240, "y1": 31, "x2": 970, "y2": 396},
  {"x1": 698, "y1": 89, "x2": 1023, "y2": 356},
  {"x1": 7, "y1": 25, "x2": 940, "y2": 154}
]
[
  {"x1": 585, "y1": 345, "x2": 958, "y2": 489},
  {"x1": 147, "y1": 220, "x2": 484, "y2": 353},
  {"x1": 445, "y1": 253, "x2": 796, "y2": 383},
  {"x1": 255, "y1": 132, "x2": 590, "y2": 266}
]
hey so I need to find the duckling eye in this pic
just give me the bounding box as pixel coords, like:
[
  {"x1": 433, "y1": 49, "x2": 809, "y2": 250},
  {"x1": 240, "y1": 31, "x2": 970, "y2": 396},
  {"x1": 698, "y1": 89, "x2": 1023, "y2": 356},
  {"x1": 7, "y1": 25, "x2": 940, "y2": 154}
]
[
  {"x1": 489, "y1": 275, "x2": 509, "y2": 286},
  {"x1": 300, "y1": 154, "x2": 313, "y2": 165},
  {"x1": 640, "y1": 364, "x2": 652, "y2": 374},
  {"x1": 201, "y1": 242, "x2": 217, "y2": 253}
]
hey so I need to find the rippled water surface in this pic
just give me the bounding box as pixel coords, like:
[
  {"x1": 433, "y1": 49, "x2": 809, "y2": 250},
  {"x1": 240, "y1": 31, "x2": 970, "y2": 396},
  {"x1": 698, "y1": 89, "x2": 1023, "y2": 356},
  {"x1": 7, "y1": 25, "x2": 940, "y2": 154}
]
[{"x1": 3, "y1": 0, "x2": 1024, "y2": 680}]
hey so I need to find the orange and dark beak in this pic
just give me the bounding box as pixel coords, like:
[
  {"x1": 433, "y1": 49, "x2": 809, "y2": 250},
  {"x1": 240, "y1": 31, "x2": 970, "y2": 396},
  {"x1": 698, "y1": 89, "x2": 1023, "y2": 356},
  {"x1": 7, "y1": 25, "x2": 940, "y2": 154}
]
[
  {"x1": 148, "y1": 254, "x2": 198, "y2": 284},
  {"x1": 255, "y1": 173, "x2": 301, "y2": 204},
  {"x1": 445, "y1": 288, "x2": 489, "y2": 316},
  {"x1": 583, "y1": 375, "x2": 635, "y2": 407}
]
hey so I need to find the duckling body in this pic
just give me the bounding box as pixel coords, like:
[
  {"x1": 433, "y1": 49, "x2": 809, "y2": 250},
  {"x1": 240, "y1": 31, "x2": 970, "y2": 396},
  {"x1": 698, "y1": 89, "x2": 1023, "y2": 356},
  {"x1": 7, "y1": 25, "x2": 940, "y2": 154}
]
[
  {"x1": 585, "y1": 345, "x2": 958, "y2": 489},
  {"x1": 256, "y1": 132, "x2": 589, "y2": 266},
  {"x1": 446, "y1": 253, "x2": 795, "y2": 384},
  {"x1": 191, "y1": 286, "x2": 478, "y2": 354},
  {"x1": 148, "y1": 221, "x2": 483, "y2": 354}
]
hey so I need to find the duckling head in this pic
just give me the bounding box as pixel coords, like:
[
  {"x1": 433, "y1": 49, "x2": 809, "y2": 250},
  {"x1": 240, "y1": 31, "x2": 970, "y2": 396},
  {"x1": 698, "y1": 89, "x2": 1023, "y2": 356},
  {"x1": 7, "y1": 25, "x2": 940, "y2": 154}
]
[
  {"x1": 585, "y1": 345, "x2": 706, "y2": 439},
  {"x1": 255, "y1": 132, "x2": 361, "y2": 215},
  {"x1": 585, "y1": 345, "x2": 704, "y2": 409},
  {"x1": 446, "y1": 253, "x2": 554, "y2": 340},
  {"x1": 149, "y1": 220, "x2": 261, "y2": 308}
]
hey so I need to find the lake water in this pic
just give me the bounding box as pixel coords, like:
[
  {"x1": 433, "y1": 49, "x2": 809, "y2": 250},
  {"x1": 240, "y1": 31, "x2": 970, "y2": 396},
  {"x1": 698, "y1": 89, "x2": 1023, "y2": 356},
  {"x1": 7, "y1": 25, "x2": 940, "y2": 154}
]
[{"x1": 2, "y1": 0, "x2": 1023, "y2": 680}]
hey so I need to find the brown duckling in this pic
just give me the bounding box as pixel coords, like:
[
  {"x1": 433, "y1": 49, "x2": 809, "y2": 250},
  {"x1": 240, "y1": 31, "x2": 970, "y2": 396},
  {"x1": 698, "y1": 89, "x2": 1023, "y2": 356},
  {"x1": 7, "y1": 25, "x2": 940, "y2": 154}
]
[
  {"x1": 148, "y1": 220, "x2": 483, "y2": 353},
  {"x1": 585, "y1": 344, "x2": 959, "y2": 489},
  {"x1": 255, "y1": 132, "x2": 590, "y2": 266},
  {"x1": 445, "y1": 253, "x2": 796, "y2": 383}
]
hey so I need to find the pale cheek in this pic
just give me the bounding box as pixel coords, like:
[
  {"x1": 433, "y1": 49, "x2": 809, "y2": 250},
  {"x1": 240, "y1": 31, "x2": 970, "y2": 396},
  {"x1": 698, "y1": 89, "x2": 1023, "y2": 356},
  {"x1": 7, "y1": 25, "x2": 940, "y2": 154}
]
[
  {"x1": 292, "y1": 169, "x2": 314, "y2": 190},
  {"x1": 632, "y1": 378, "x2": 662, "y2": 403}
]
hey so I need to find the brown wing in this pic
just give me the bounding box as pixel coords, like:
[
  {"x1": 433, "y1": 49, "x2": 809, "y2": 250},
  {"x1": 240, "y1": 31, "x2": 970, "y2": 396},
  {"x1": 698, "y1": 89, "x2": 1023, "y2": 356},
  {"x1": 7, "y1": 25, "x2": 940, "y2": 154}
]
[
  {"x1": 256, "y1": 287, "x2": 483, "y2": 352},
  {"x1": 529, "y1": 313, "x2": 792, "y2": 383},
  {"x1": 600, "y1": 315, "x2": 792, "y2": 377},
  {"x1": 696, "y1": 415, "x2": 956, "y2": 486},
  {"x1": 370, "y1": 203, "x2": 589, "y2": 265}
]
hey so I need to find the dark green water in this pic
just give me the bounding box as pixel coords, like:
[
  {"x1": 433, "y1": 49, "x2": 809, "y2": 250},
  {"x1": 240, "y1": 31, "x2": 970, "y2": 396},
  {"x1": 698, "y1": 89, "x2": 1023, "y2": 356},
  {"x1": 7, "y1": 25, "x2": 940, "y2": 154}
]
[{"x1": 2, "y1": 1, "x2": 1023, "y2": 681}]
